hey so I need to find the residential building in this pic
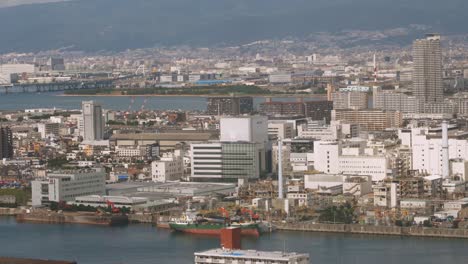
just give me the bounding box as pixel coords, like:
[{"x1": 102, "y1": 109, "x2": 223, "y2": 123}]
[
  {"x1": 332, "y1": 109, "x2": 403, "y2": 131},
  {"x1": 304, "y1": 101, "x2": 333, "y2": 122},
  {"x1": 151, "y1": 150, "x2": 184, "y2": 182},
  {"x1": 260, "y1": 101, "x2": 305, "y2": 117},
  {"x1": 0, "y1": 127, "x2": 13, "y2": 159},
  {"x1": 332, "y1": 91, "x2": 368, "y2": 110},
  {"x1": 37, "y1": 123, "x2": 60, "y2": 138},
  {"x1": 268, "y1": 121, "x2": 295, "y2": 140},
  {"x1": 82, "y1": 101, "x2": 104, "y2": 141},
  {"x1": 413, "y1": 34, "x2": 443, "y2": 103},
  {"x1": 373, "y1": 87, "x2": 423, "y2": 113},
  {"x1": 206, "y1": 96, "x2": 253, "y2": 116}
]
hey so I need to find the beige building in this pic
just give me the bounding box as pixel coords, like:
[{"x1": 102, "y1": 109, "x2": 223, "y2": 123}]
[
  {"x1": 332, "y1": 91, "x2": 368, "y2": 110},
  {"x1": 332, "y1": 110, "x2": 403, "y2": 131}
]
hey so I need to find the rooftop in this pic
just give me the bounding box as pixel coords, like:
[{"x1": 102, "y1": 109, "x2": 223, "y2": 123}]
[
  {"x1": 110, "y1": 132, "x2": 216, "y2": 141},
  {"x1": 195, "y1": 249, "x2": 309, "y2": 261}
]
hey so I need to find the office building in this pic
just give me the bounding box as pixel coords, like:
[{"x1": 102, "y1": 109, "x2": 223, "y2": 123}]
[
  {"x1": 32, "y1": 169, "x2": 106, "y2": 206},
  {"x1": 190, "y1": 142, "x2": 266, "y2": 181},
  {"x1": 82, "y1": 101, "x2": 104, "y2": 141},
  {"x1": 332, "y1": 91, "x2": 368, "y2": 110},
  {"x1": 413, "y1": 34, "x2": 443, "y2": 103},
  {"x1": 332, "y1": 110, "x2": 403, "y2": 131},
  {"x1": 206, "y1": 96, "x2": 253, "y2": 116},
  {"x1": 0, "y1": 127, "x2": 13, "y2": 159}
]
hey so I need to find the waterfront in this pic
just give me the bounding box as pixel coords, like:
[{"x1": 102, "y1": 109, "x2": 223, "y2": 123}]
[
  {"x1": 0, "y1": 92, "x2": 304, "y2": 111},
  {"x1": 1, "y1": 217, "x2": 468, "y2": 264}
]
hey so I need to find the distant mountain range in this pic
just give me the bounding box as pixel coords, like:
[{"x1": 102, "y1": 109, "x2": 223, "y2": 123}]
[{"x1": 0, "y1": 0, "x2": 466, "y2": 53}]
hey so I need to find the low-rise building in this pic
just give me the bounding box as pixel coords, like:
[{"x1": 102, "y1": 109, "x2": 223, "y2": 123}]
[
  {"x1": 151, "y1": 150, "x2": 184, "y2": 182},
  {"x1": 32, "y1": 169, "x2": 106, "y2": 206}
]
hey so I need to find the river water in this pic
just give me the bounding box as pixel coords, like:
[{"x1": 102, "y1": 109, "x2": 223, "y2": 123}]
[
  {"x1": 0, "y1": 92, "x2": 304, "y2": 111},
  {"x1": 0, "y1": 217, "x2": 467, "y2": 264}
]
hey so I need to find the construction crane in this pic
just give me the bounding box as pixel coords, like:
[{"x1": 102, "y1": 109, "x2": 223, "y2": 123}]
[{"x1": 106, "y1": 200, "x2": 120, "y2": 214}]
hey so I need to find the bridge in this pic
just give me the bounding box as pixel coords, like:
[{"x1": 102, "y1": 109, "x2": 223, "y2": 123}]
[{"x1": 0, "y1": 78, "x2": 116, "y2": 94}]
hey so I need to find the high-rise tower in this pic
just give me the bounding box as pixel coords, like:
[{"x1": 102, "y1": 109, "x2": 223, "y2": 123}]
[
  {"x1": 412, "y1": 34, "x2": 443, "y2": 103},
  {"x1": 82, "y1": 101, "x2": 104, "y2": 141},
  {"x1": 0, "y1": 127, "x2": 13, "y2": 159}
]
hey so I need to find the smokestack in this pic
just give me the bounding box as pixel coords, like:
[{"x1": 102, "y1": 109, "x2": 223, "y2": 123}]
[
  {"x1": 442, "y1": 121, "x2": 449, "y2": 178},
  {"x1": 373, "y1": 53, "x2": 377, "y2": 82},
  {"x1": 220, "y1": 227, "x2": 241, "y2": 250},
  {"x1": 278, "y1": 137, "x2": 284, "y2": 199}
]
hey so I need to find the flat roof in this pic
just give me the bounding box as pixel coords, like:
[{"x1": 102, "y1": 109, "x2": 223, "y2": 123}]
[
  {"x1": 195, "y1": 249, "x2": 309, "y2": 261},
  {"x1": 110, "y1": 132, "x2": 216, "y2": 141}
]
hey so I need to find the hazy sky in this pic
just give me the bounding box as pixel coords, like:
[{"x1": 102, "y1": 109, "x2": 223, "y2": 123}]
[{"x1": 0, "y1": 0, "x2": 67, "y2": 8}]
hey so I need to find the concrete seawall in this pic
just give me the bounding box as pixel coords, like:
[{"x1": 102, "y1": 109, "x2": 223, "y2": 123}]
[
  {"x1": 276, "y1": 222, "x2": 468, "y2": 239},
  {"x1": 16, "y1": 212, "x2": 129, "y2": 226},
  {"x1": 0, "y1": 208, "x2": 24, "y2": 216}
]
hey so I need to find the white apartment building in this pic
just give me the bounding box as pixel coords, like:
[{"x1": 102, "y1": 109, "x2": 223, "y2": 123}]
[
  {"x1": 152, "y1": 150, "x2": 184, "y2": 182},
  {"x1": 32, "y1": 169, "x2": 106, "y2": 206}
]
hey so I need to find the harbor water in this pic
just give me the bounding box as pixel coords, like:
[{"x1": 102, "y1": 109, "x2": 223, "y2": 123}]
[
  {"x1": 1, "y1": 217, "x2": 467, "y2": 264},
  {"x1": 0, "y1": 92, "x2": 304, "y2": 111}
]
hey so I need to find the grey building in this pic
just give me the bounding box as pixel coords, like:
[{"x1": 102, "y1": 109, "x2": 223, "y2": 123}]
[
  {"x1": 0, "y1": 127, "x2": 13, "y2": 159},
  {"x1": 190, "y1": 142, "x2": 266, "y2": 182},
  {"x1": 373, "y1": 87, "x2": 422, "y2": 113},
  {"x1": 206, "y1": 96, "x2": 253, "y2": 116},
  {"x1": 82, "y1": 101, "x2": 104, "y2": 141},
  {"x1": 413, "y1": 34, "x2": 443, "y2": 103}
]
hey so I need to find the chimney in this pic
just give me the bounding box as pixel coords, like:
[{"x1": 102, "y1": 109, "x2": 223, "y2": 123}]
[
  {"x1": 220, "y1": 227, "x2": 241, "y2": 250},
  {"x1": 278, "y1": 137, "x2": 284, "y2": 199},
  {"x1": 442, "y1": 121, "x2": 449, "y2": 179}
]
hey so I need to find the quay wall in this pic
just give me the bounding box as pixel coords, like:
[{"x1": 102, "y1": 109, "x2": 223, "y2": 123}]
[
  {"x1": 0, "y1": 208, "x2": 24, "y2": 216},
  {"x1": 276, "y1": 222, "x2": 468, "y2": 239}
]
